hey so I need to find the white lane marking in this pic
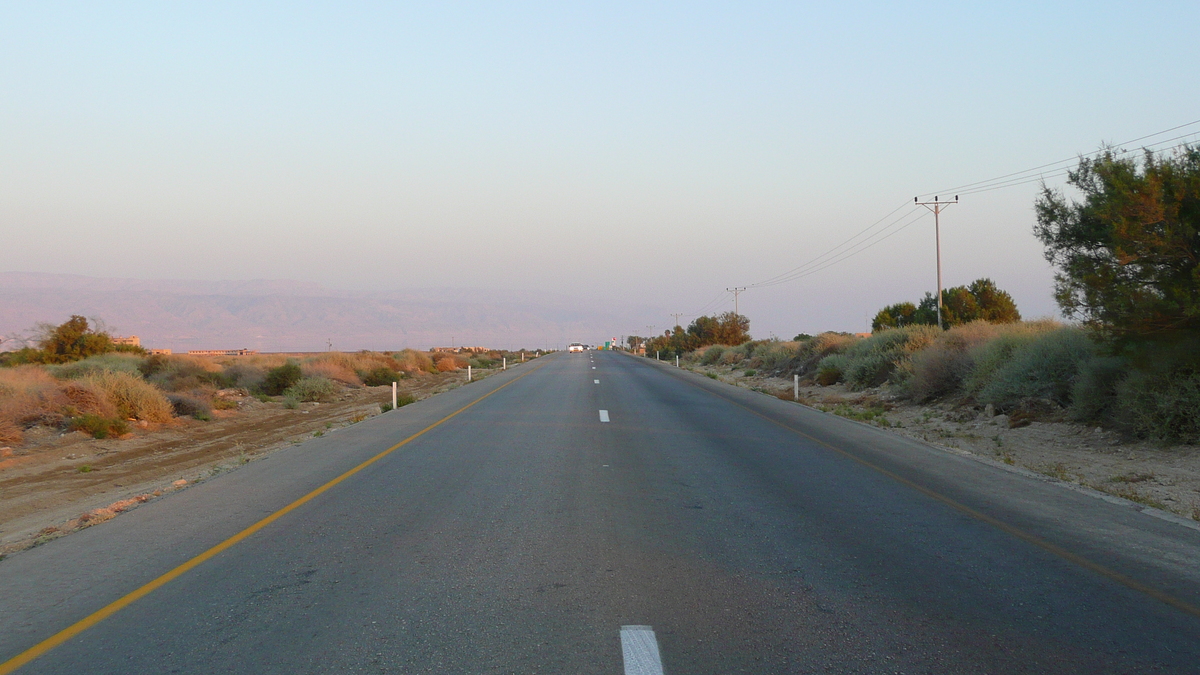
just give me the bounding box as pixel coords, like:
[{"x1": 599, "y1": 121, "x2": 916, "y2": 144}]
[
  {"x1": 594, "y1": 379, "x2": 599, "y2": 384},
  {"x1": 620, "y1": 625, "x2": 664, "y2": 675},
  {"x1": 598, "y1": 410, "x2": 610, "y2": 423},
  {"x1": 592, "y1": 366, "x2": 596, "y2": 369}
]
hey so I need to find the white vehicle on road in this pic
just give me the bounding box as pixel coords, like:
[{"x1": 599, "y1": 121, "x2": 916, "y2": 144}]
[{"x1": 568, "y1": 343, "x2": 585, "y2": 353}]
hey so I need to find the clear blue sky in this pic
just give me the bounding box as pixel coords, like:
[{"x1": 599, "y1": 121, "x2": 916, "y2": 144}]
[{"x1": 3, "y1": 2, "x2": 1198, "y2": 339}]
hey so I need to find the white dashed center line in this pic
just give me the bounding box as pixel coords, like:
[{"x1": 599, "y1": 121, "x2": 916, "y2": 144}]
[
  {"x1": 598, "y1": 410, "x2": 610, "y2": 423},
  {"x1": 594, "y1": 379, "x2": 599, "y2": 384},
  {"x1": 620, "y1": 625, "x2": 664, "y2": 675}
]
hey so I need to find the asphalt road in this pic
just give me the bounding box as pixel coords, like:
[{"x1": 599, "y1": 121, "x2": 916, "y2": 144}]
[{"x1": 2, "y1": 351, "x2": 1199, "y2": 674}]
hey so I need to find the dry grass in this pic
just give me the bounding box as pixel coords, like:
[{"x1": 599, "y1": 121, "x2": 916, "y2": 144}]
[
  {"x1": 301, "y1": 360, "x2": 362, "y2": 385},
  {"x1": 82, "y1": 371, "x2": 173, "y2": 422},
  {"x1": 393, "y1": 349, "x2": 434, "y2": 374},
  {"x1": 0, "y1": 366, "x2": 69, "y2": 430}
]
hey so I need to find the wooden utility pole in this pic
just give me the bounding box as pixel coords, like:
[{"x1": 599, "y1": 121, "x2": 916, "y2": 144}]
[
  {"x1": 914, "y1": 196, "x2": 958, "y2": 330},
  {"x1": 726, "y1": 287, "x2": 746, "y2": 317}
]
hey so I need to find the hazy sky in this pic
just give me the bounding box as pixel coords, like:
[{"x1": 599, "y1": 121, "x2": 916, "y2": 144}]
[{"x1": 4, "y1": 2, "x2": 1199, "y2": 340}]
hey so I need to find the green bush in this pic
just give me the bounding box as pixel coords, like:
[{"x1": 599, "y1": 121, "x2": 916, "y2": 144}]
[
  {"x1": 283, "y1": 376, "x2": 338, "y2": 402},
  {"x1": 977, "y1": 328, "x2": 1096, "y2": 411},
  {"x1": 361, "y1": 366, "x2": 401, "y2": 387},
  {"x1": 839, "y1": 326, "x2": 940, "y2": 390},
  {"x1": 1069, "y1": 355, "x2": 1128, "y2": 423},
  {"x1": 816, "y1": 354, "x2": 849, "y2": 385},
  {"x1": 1115, "y1": 366, "x2": 1200, "y2": 443},
  {"x1": 752, "y1": 342, "x2": 798, "y2": 372},
  {"x1": 906, "y1": 322, "x2": 1004, "y2": 402},
  {"x1": 700, "y1": 345, "x2": 726, "y2": 365},
  {"x1": 396, "y1": 393, "x2": 415, "y2": 407},
  {"x1": 261, "y1": 362, "x2": 303, "y2": 396},
  {"x1": 69, "y1": 414, "x2": 130, "y2": 439},
  {"x1": 50, "y1": 354, "x2": 146, "y2": 379}
]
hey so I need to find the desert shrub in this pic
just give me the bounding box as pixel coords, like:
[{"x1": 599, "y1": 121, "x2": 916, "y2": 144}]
[
  {"x1": 1069, "y1": 355, "x2": 1129, "y2": 423},
  {"x1": 816, "y1": 354, "x2": 849, "y2": 385},
  {"x1": 0, "y1": 366, "x2": 70, "y2": 430},
  {"x1": 719, "y1": 349, "x2": 744, "y2": 366},
  {"x1": 361, "y1": 366, "x2": 401, "y2": 387},
  {"x1": 0, "y1": 418, "x2": 22, "y2": 444},
  {"x1": 839, "y1": 326, "x2": 940, "y2": 390},
  {"x1": 302, "y1": 360, "x2": 362, "y2": 386},
  {"x1": 433, "y1": 354, "x2": 464, "y2": 372},
  {"x1": 222, "y1": 363, "x2": 267, "y2": 391},
  {"x1": 83, "y1": 371, "x2": 174, "y2": 422},
  {"x1": 700, "y1": 345, "x2": 726, "y2": 365},
  {"x1": 50, "y1": 353, "x2": 145, "y2": 380},
  {"x1": 397, "y1": 393, "x2": 416, "y2": 407},
  {"x1": 61, "y1": 381, "x2": 120, "y2": 419},
  {"x1": 167, "y1": 394, "x2": 211, "y2": 418},
  {"x1": 754, "y1": 342, "x2": 798, "y2": 372},
  {"x1": 144, "y1": 355, "x2": 234, "y2": 392},
  {"x1": 783, "y1": 332, "x2": 860, "y2": 378},
  {"x1": 977, "y1": 328, "x2": 1097, "y2": 411},
  {"x1": 261, "y1": 362, "x2": 304, "y2": 396},
  {"x1": 212, "y1": 396, "x2": 238, "y2": 410},
  {"x1": 393, "y1": 349, "x2": 434, "y2": 374},
  {"x1": 1115, "y1": 366, "x2": 1200, "y2": 443},
  {"x1": 284, "y1": 376, "x2": 338, "y2": 402},
  {"x1": 69, "y1": 414, "x2": 130, "y2": 439},
  {"x1": 282, "y1": 397, "x2": 299, "y2": 409},
  {"x1": 961, "y1": 320, "x2": 1062, "y2": 397},
  {"x1": 906, "y1": 321, "x2": 1004, "y2": 401}
]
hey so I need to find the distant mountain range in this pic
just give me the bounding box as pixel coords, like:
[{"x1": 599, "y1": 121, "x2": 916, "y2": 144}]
[{"x1": 0, "y1": 272, "x2": 660, "y2": 352}]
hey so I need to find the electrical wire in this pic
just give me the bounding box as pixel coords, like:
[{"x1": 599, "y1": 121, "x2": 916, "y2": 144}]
[{"x1": 683, "y1": 118, "x2": 1200, "y2": 313}]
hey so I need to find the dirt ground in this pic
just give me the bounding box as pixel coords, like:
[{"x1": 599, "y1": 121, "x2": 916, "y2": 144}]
[
  {"x1": 0, "y1": 369, "x2": 495, "y2": 557},
  {"x1": 684, "y1": 363, "x2": 1200, "y2": 524}
]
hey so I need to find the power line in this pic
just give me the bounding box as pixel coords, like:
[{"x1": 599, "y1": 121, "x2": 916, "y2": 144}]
[
  {"x1": 924, "y1": 122, "x2": 1200, "y2": 198},
  {"x1": 680, "y1": 118, "x2": 1200, "y2": 322}
]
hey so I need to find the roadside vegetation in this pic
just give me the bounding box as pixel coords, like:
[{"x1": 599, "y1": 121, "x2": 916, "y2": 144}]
[
  {"x1": 0, "y1": 316, "x2": 531, "y2": 446},
  {"x1": 670, "y1": 146, "x2": 1200, "y2": 445}
]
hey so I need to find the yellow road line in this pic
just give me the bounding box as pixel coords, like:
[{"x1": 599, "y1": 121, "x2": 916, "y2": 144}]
[
  {"x1": 682, "y1": 373, "x2": 1200, "y2": 620},
  {"x1": 0, "y1": 365, "x2": 541, "y2": 675}
]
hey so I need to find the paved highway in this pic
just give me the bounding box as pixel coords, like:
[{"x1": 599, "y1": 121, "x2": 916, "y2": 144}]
[{"x1": 2, "y1": 351, "x2": 1199, "y2": 673}]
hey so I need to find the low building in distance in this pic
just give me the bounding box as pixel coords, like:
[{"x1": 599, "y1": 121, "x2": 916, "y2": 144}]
[{"x1": 187, "y1": 349, "x2": 258, "y2": 356}]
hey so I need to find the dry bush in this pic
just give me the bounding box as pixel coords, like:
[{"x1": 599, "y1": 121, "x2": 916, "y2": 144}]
[
  {"x1": 301, "y1": 360, "x2": 362, "y2": 386},
  {"x1": 782, "y1": 333, "x2": 860, "y2": 378},
  {"x1": 907, "y1": 321, "x2": 1004, "y2": 402},
  {"x1": 0, "y1": 366, "x2": 69, "y2": 430},
  {"x1": 719, "y1": 349, "x2": 743, "y2": 366},
  {"x1": 230, "y1": 354, "x2": 290, "y2": 371},
  {"x1": 144, "y1": 354, "x2": 234, "y2": 392},
  {"x1": 431, "y1": 352, "x2": 468, "y2": 372},
  {"x1": 754, "y1": 341, "x2": 799, "y2": 372},
  {"x1": 62, "y1": 381, "x2": 120, "y2": 418},
  {"x1": 393, "y1": 349, "x2": 434, "y2": 374},
  {"x1": 0, "y1": 417, "x2": 22, "y2": 444},
  {"x1": 83, "y1": 371, "x2": 174, "y2": 422}
]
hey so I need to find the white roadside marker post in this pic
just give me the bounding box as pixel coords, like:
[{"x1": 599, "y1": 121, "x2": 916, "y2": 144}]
[
  {"x1": 503, "y1": 357, "x2": 506, "y2": 370},
  {"x1": 521, "y1": 351, "x2": 525, "y2": 362},
  {"x1": 468, "y1": 365, "x2": 472, "y2": 382},
  {"x1": 392, "y1": 382, "x2": 397, "y2": 410},
  {"x1": 794, "y1": 374, "x2": 799, "y2": 402},
  {"x1": 675, "y1": 355, "x2": 679, "y2": 368}
]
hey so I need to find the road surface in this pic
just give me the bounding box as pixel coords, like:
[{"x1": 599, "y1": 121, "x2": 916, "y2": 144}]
[{"x1": 2, "y1": 351, "x2": 1199, "y2": 673}]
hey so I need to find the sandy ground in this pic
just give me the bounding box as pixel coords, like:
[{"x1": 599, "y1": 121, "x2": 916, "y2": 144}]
[
  {"x1": 682, "y1": 362, "x2": 1200, "y2": 524},
  {"x1": 0, "y1": 368, "x2": 500, "y2": 557}
]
